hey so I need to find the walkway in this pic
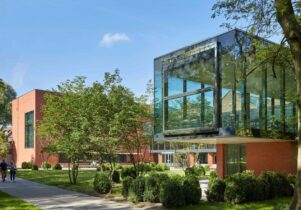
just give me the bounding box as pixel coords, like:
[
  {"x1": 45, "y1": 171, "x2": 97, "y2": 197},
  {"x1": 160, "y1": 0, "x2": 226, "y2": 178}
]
[{"x1": 0, "y1": 178, "x2": 140, "y2": 210}]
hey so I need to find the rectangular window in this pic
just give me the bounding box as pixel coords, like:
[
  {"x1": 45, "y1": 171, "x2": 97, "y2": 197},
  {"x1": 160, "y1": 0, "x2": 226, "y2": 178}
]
[
  {"x1": 225, "y1": 144, "x2": 246, "y2": 176},
  {"x1": 25, "y1": 111, "x2": 34, "y2": 148}
]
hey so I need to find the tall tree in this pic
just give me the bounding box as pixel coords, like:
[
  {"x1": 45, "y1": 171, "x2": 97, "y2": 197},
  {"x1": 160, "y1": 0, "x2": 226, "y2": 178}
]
[
  {"x1": 212, "y1": 0, "x2": 301, "y2": 208},
  {"x1": 0, "y1": 79, "x2": 16, "y2": 128},
  {"x1": 38, "y1": 77, "x2": 90, "y2": 184}
]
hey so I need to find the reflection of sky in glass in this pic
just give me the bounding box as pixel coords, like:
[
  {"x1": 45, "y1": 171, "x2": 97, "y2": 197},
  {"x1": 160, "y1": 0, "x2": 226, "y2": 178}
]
[{"x1": 168, "y1": 77, "x2": 182, "y2": 96}]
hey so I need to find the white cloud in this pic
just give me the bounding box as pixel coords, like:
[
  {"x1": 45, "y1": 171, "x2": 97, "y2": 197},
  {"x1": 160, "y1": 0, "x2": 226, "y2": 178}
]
[
  {"x1": 99, "y1": 33, "x2": 130, "y2": 47},
  {"x1": 11, "y1": 63, "x2": 28, "y2": 89}
]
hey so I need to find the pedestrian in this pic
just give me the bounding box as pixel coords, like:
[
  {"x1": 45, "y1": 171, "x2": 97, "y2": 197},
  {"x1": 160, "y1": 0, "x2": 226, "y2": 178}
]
[
  {"x1": 10, "y1": 161, "x2": 16, "y2": 182},
  {"x1": 0, "y1": 160, "x2": 8, "y2": 182}
]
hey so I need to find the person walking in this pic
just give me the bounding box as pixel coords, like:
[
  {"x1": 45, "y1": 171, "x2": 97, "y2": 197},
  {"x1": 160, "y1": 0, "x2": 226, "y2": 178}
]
[
  {"x1": 10, "y1": 161, "x2": 16, "y2": 182},
  {"x1": 0, "y1": 160, "x2": 8, "y2": 182}
]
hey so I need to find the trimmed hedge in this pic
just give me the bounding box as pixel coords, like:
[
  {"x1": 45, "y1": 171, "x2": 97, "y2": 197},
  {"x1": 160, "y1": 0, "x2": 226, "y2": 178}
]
[
  {"x1": 42, "y1": 162, "x2": 51, "y2": 170},
  {"x1": 93, "y1": 172, "x2": 112, "y2": 194},
  {"x1": 160, "y1": 175, "x2": 185, "y2": 208},
  {"x1": 122, "y1": 176, "x2": 134, "y2": 198},
  {"x1": 143, "y1": 173, "x2": 161, "y2": 202},
  {"x1": 52, "y1": 163, "x2": 62, "y2": 170},
  {"x1": 206, "y1": 175, "x2": 226, "y2": 202},
  {"x1": 121, "y1": 167, "x2": 137, "y2": 179},
  {"x1": 184, "y1": 166, "x2": 205, "y2": 178},
  {"x1": 21, "y1": 162, "x2": 33, "y2": 169},
  {"x1": 183, "y1": 175, "x2": 201, "y2": 205},
  {"x1": 32, "y1": 164, "x2": 39, "y2": 170},
  {"x1": 129, "y1": 176, "x2": 146, "y2": 202}
]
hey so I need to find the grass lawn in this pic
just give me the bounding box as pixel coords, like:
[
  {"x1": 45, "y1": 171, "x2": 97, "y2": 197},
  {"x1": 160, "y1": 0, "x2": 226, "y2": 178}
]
[
  {"x1": 166, "y1": 197, "x2": 290, "y2": 210},
  {"x1": 0, "y1": 191, "x2": 40, "y2": 210}
]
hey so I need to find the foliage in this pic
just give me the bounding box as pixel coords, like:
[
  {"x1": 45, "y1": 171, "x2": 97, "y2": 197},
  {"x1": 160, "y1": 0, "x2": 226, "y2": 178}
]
[
  {"x1": 128, "y1": 176, "x2": 146, "y2": 202},
  {"x1": 258, "y1": 171, "x2": 293, "y2": 200},
  {"x1": 112, "y1": 170, "x2": 120, "y2": 183},
  {"x1": 21, "y1": 162, "x2": 33, "y2": 169},
  {"x1": 93, "y1": 172, "x2": 112, "y2": 194},
  {"x1": 52, "y1": 163, "x2": 62, "y2": 170},
  {"x1": 184, "y1": 166, "x2": 205, "y2": 178},
  {"x1": 182, "y1": 175, "x2": 201, "y2": 205},
  {"x1": 154, "y1": 163, "x2": 170, "y2": 171},
  {"x1": 121, "y1": 166, "x2": 137, "y2": 179},
  {"x1": 41, "y1": 162, "x2": 51, "y2": 170},
  {"x1": 0, "y1": 79, "x2": 16, "y2": 128},
  {"x1": 143, "y1": 173, "x2": 161, "y2": 202},
  {"x1": 31, "y1": 164, "x2": 39, "y2": 170},
  {"x1": 206, "y1": 174, "x2": 226, "y2": 202},
  {"x1": 0, "y1": 131, "x2": 9, "y2": 159},
  {"x1": 122, "y1": 176, "x2": 134, "y2": 198},
  {"x1": 160, "y1": 175, "x2": 185, "y2": 208}
]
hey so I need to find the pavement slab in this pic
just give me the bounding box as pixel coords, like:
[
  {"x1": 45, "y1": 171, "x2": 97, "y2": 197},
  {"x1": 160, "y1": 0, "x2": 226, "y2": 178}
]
[{"x1": 0, "y1": 178, "x2": 140, "y2": 210}]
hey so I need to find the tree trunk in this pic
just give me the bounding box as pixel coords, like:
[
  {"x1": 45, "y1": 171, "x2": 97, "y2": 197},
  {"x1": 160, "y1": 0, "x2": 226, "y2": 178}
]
[{"x1": 274, "y1": 0, "x2": 301, "y2": 209}]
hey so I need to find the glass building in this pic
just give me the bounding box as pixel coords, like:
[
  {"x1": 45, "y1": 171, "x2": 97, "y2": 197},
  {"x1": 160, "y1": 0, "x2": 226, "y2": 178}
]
[
  {"x1": 153, "y1": 29, "x2": 297, "y2": 175},
  {"x1": 154, "y1": 29, "x2": 297, "y2": 142}
]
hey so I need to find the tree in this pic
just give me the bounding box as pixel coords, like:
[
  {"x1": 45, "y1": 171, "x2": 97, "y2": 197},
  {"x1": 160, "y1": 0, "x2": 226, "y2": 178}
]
[
  {"x1": 109, "y1": 85, "x2": 152, "y2": 176},
  {"x1": 0, "y1": 131, "x2": 9, "y2": 159},
  {"x1": 0, "y1": 79, "x2": 16, "y2": 129},
  {"x1": 38, "y1": 77, "x2": 90, "y2": 184},
  {"x1": 212, "y1": 0, "x2": 301, "y2": 208}
]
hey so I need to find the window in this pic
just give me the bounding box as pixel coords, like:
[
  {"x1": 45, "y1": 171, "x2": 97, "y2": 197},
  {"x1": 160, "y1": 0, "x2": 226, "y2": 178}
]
[
  {"x1": 225, "y1": 144, "x2": 246, "y2": 176},
  {"x1": 163, "y1": 47, "x2": 216, "y2": 133},
  {"x1": 25, "y1": 111, "x2": 34, "y2": 148}
]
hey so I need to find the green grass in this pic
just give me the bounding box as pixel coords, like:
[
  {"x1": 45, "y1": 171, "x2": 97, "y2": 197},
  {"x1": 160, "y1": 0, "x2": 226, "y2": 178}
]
[
  {"x1": 165, "y1": 197, "x2": 290, "y2": 210},
  {"x1": 0, "y1": 191, "x2": 40, "y2": 210}
]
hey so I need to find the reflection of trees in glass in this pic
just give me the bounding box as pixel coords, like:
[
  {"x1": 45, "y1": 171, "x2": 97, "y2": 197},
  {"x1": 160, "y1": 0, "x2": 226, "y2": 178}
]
[{"x1": 166, "y1": 93, "x2": 214, "y2": 130}]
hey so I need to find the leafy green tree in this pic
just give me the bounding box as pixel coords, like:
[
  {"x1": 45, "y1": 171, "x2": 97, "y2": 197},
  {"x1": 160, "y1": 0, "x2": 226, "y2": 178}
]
[
  {"x1": 212, "y1": 0, "x2": 301, "y2": 208},
  {"x1": 0, "y1": 131, "x2": 9, "y2": 159},
  {"x1": 0, "y1": 79, "x2": 16, "y2": 128},
  {"x1": 109, "y1": 85, "x2": 152, "y2": 175},
  {"x1": 38, "y1": 77, "x2": 90, "y2": 184}
]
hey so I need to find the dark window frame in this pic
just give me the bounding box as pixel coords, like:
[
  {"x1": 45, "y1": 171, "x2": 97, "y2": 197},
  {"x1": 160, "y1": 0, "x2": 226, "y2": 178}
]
[{"x1": 25, "y1": 111, "x2": 34, "y2": 148}]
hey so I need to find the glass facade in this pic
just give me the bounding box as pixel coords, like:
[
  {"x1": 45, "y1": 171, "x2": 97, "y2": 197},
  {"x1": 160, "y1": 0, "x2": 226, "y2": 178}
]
[
  {"x1": 225, "y1": 144, "x2": 246, "y2": 175},
  {"x1": 25, "y1": 111, "x2": 34, "y2": 148},
  {"x1": 154, "y1": 29, "x2": 297, "y2": 142}
]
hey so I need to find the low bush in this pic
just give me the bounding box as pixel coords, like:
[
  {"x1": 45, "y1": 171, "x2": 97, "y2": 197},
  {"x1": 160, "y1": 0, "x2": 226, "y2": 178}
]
[
  {"x1": 21, "y1": 162, "x2": 28, "y2": 169},
  {"x1": 258, "y1": 171, "x2": 293, "y2": 199},
  {"x1": 160, "y1": 175, "x2": 185, "y2": 208},
  {"x1": 183, "y1": 175, "x2": 201, "y2": 205},
  {"x1": 184, "y1": 166, "x2": 205, "y2": 178},
  {"x1": 27, "y1": 162, "x2": 33, "y2": 169},
  {"x1": 155, "y1": 164, "x2": 169, "y2": 171},
  {"x1": 52, "y1": 163, "x2": 62, "y2": 170},
  {"x1": 224, "y1": 171, "x2": 262, "y2": 204},
  {"x1": 112, "y1": 170, "x2": 120, "y2": 183},
  {"x1": 121, "y1": 166, "x2": 137, "y2": 179},
  {"x1": 204, "y1": 165, "x2": 210, "y2": 172},
  {"x1": 138, "y1": 163, "x2": 152, "y2": 174},
  {"x1": 144, "y1": 173, "x2": 161, "y2": 202},
  {"x1": 128, "y1": 176, "x2": 146, "y2": 202},
  {"x1": 42, "y1": 162, "x2": 51, "y2": 170},
  {"x1": 206, "y1": 175, "x2": 226, "y2": 202},
  {"x1": 31, "y1": 164, "x2": 39, "y2": 170},
  {"x1": 122, "y1": 176, "x2": 134, "y2": 198},
  {"x1": 93, "y1": 172, "x2": 112, "y2": 194}
]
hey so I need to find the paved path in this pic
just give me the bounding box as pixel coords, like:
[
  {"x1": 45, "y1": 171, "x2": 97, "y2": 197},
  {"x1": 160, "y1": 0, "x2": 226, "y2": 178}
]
[{"x1": 0, "y1": 178, "x2": 140, "y2": 210}]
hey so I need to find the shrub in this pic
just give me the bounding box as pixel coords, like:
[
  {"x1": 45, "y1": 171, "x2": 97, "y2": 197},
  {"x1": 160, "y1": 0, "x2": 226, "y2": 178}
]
[
  {"x1": 122, "y1": 176, "x2": 133, "y2": 198},
  {"x1": 27, "y1": 162, "x2": 33, "y2": 169},
  {"x1": 258, "y1": 171, "x2": 293, "y2": 199},
  {"x1": 185, "y1": 166, "x2": 205, "y2": 178},
  {"x1": 138, "y1": 163, "x2": 152, "y2": 174},
  {"x1": 206, "y1": 176, "x2": 226, "y2": 202},
  {"x1": 155, "y1": 164, "x2": 169, "y2": 171},
  {"x1": 52, "y1": 163, "x2": 62, "y2": 170},
  {"x1": 42, "y1": 162, "x2": 51, "y2": 170},
  {"x1": 204, "y1": 165, "x2": 210, "y2": 172},
  {"x1": 128, "y1": 176, "x2": 146, "y2": 202},
  {"x1": 93, "y1": 172, "x2": 112, "y2": 194},
  {"x1": 183, "y1": 175, "x2": 201, "y2": 205},
  {"x1": 224, "y1": 171, "x2": 261, "y2": 204},
  {"x1": 160, "y1": 175, "x2": 185, "y2": 208},
  {"x1": 32, "y1": 164, "x2": 39, "y2": 170},
  {"x1": 112, "y1": 170, "x2": 120, "y2": 183},
  {"x1": 21, "y1": 162, "x2": 28, "y2": 169},
  {"x1": 144, "y1": 173, "x2": 161, "y2": 202},
  {"x1": 121, "y1": 166, "x2": 137, "y2": 179}
]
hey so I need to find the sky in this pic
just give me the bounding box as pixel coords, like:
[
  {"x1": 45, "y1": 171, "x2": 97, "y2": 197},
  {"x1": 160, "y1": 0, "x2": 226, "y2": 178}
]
[{"x1": 0, "y1": 0, "x2": 282, "y2": 97}]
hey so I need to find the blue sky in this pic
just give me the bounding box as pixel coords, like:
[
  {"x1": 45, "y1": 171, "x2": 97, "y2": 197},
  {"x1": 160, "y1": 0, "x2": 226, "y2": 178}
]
[{"x1": 0, "y1": 0, "x2": 281, "y2": 97}]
